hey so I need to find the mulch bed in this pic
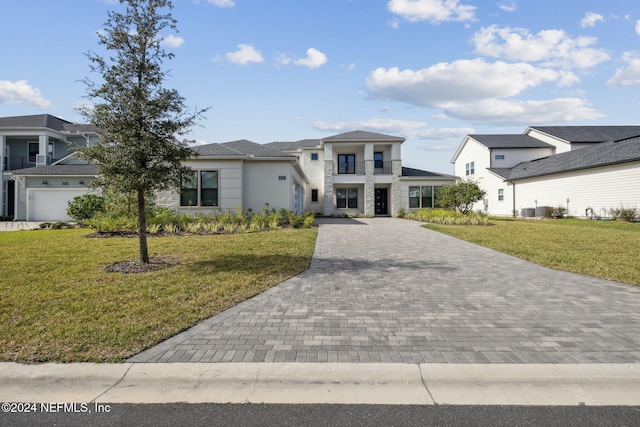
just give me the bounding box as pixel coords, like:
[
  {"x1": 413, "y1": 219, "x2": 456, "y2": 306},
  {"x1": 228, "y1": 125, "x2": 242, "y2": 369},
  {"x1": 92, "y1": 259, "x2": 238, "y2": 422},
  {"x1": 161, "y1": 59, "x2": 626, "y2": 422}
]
[{"x1": 104, "y1": 256, "x2": 180, "y2": 274}]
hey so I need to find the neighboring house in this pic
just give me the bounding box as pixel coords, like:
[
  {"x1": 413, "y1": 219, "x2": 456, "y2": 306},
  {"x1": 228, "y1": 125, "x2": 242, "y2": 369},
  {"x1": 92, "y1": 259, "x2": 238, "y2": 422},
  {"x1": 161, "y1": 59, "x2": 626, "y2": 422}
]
[
  {"x1": 266, "y1": 130, "x2": 456, "y2": 216},
  {"x1": 2, "y1": 114, "x2": 455, "y2": 220},
  {"x1": 1, "y1": 115, "x2": 99, "y2": 221},
  {"x1": 452, "y1": 126, "x2": 640, "y2": 217}
]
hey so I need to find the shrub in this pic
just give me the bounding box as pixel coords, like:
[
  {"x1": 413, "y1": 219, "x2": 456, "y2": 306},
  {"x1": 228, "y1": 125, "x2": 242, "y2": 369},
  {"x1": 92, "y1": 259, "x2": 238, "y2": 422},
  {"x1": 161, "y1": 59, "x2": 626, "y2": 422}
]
[
  {"x1": 609, "y1": 206, "x2": 639, "y2": 222},
  {"x1": 66, "y1": 194, "x2": 106, "y2": 221},
  {"x1": 544, "y1": 206, "x2": 567, "y2": 219},
  {"x1": 403, "y1": 208, "x2": 490, "y2": 226},
  {"x1": 436, "y1": 179, "x2": 486, "y2": 214}
]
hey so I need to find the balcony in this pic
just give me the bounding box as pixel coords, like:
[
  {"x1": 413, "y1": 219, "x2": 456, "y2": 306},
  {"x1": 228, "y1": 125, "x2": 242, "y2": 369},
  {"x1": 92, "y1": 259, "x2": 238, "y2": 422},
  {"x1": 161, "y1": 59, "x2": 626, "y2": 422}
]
[
  {"x1": 333, "y1": 160, "x2": 393, "y2": 175},
  {"x1": 4, "y1": 156, "x2": 60, "y2": 171}
]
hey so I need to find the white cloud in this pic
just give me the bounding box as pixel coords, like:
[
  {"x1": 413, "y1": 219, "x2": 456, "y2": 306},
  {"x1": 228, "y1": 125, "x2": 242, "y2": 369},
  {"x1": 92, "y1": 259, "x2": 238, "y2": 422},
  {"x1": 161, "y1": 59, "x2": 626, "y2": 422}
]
[
  {"x1": 294, "y1": 48, "x2": 328, "y2": 69},
  {"x1": 387, "y1": 0, "x2": 476, "y2": 24},
  {"x1": 208, "y1": 0, "x2": 235, "y2": 7},
  {"x1": 0, "y1": 80, "x2": 52, "y2": 109},
  {"x1": 442, "y1": 98, "x2": 603, "y2": 125},
  {"x1": 364, "y1": 60, "x2": 601, "y2": 124},
  {"x1": 365, "y1": 59, "x2": 571, "y2": 106},
  {"x1": 636, "y1": 20, "x2": 640, "y2": 36},
  {"x1": 225, "y1": 44, "x2": 264, "y2": 65},
  {"x1": 607, "y1": 54, "x2": 640, "y2": 87},
  {"x1": 581, "y1": 12, "x2": 604, "y2": 28},
  {"x1": 161, "y1": 34, "x2": 185, "y2": 48},
  {"x1": 310, "y1": 118, "x2": 474, "y2": 140},
  {"x1": 472, "y1": 25, "x2": 610, "y2": 69},
  {"x1": 278, "y1": 48, "x2": 328, "y2": 69},
  {"x1": 498, "y1": 1, "x2": 517, "y2": 12}
]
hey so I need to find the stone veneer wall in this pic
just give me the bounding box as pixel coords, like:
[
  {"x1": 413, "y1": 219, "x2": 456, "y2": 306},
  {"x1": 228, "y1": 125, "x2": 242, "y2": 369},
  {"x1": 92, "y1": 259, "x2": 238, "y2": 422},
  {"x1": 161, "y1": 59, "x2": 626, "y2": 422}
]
[
  {"x1": 364, "y1": 160, "x2": 375, "y2": 216},
  {"x1": 323, "y1": 160, "x2": 334, "y2": 216},
  {"x1": 391, "y1": 160, "x2": 402, "y2": 216}
]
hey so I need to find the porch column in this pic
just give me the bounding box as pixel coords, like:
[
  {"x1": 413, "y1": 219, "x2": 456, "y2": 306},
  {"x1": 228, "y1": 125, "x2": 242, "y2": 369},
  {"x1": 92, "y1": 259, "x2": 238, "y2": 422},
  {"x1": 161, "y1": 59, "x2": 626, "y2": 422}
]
[
  {"x1": 390, "y1": 143, "x2": 402, "y2": 216},
  {"x1": 38, "y1": 135, "x2": 49, "y2": 166},
  {"x1": 323, "y1": 143, "x2": 335, "y2": 216}
]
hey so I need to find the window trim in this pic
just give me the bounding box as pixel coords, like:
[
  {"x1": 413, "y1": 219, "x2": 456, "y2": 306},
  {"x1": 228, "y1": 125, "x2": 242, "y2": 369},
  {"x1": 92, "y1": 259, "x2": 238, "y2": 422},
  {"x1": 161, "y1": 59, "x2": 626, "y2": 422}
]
[
  {"x1": 465, "y1": 161, "x2": 475, "y2": 176},
  {"x1": 337, "y1": 154, "x2": 356, "y2": 174},
  {"x1": 336, "y1": 187, "x2": 358, "y2": 209},
  {"x1": 409, "y1": 185, "x2": 441, "y2": 209},
  {"x1": 180, "y1": 169, "x2": 219, "y2": 207}
]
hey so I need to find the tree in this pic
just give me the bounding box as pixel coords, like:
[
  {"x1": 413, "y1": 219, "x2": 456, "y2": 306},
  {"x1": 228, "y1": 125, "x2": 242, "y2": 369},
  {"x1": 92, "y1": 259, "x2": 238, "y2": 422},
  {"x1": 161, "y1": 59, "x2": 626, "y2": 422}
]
[
  {"x1": 436, "y1": 179, "x2": 486, "y2": 214},
  {"x1": 78, "y1": 0, "x2": 207, "y2": 263}
]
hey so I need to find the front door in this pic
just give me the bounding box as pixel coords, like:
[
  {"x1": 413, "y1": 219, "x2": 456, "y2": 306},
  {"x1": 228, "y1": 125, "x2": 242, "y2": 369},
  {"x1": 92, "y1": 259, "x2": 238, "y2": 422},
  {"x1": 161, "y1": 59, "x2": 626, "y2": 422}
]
[{"x1": 375, "y1": 188, "x2": 388, "y2": 215}]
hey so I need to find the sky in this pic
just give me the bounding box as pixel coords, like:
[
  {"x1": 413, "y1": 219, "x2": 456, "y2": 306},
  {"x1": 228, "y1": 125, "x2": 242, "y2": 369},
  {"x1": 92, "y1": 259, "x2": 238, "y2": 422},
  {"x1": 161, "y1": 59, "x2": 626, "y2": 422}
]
[{"x1": 2, "y1": 0, "x2": 640, "y2": 174}]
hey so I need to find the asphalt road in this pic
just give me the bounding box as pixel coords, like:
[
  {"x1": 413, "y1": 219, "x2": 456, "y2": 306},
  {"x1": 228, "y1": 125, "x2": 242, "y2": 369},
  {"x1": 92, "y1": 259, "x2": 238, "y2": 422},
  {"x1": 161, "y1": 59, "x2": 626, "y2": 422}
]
[{"x1": 2, "y1": 404, "x2": 640, "y2": 427}]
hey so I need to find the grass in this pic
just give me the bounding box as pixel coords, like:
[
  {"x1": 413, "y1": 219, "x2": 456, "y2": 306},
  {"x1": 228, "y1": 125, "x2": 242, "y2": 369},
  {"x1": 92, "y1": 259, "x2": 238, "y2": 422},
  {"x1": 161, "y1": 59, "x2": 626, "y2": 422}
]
[
  {"x1": 0, "y1": 228, "x2": 317, "y2": 363},
  {"x1": 425, "y1": 218, "x2": 640, "y2": 286}
]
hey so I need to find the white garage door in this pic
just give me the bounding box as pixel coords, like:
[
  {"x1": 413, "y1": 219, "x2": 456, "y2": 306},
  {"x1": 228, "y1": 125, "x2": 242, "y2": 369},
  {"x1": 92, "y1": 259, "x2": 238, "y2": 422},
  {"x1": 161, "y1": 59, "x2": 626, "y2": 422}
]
[{"x1": 28, "y1": 189, "x2": 89, "y2": 221}]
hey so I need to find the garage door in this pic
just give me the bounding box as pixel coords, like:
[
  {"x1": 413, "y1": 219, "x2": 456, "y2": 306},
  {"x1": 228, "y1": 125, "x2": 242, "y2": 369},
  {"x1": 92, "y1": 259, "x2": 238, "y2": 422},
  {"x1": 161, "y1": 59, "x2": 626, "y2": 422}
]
[{"x1": 28, "y1": 189, "x2": 89, "y2": 221}]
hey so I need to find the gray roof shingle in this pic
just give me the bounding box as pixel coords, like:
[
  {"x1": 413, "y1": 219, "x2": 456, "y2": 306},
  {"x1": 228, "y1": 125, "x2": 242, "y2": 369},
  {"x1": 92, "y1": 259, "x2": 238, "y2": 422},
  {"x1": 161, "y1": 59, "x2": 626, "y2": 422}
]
[
  {"x1": 470, "y1": 134, "x2": 553, "y2": 149},
  {"x1": 264, "y1": 139, "x2": 321, "y2": 151},
  {"x1": 0, "y1": 114, "x2": 97, "y2": 133},
  {"x1": 530, "y1": 126, "x2": 640, "y2": 143},
  {"x1": 401, "y1": 167, "x2": 456, "y2": 178},
  {"x1": 323, "y1": 130, "x2": 405, "y2": 142},
  {"x1": 221, "y1": 140, "x2": 294, "y2": 158},
  {"x1": 10, "y1": 164, "x2": 100, "y2": 176},
  {"x1": 191, "y1": 143, "x2": 245, "y2": 157},
  {"x1": 504, "y1": 137, "x2": 640, "y2": 180}
]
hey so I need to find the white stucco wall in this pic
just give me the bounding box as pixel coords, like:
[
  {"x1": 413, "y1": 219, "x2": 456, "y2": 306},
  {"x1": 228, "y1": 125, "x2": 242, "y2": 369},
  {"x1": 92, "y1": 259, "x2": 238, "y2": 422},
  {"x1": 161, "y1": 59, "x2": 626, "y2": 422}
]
[{"x1": 242, "y1": 160, "x2": 295, "y2": 212}]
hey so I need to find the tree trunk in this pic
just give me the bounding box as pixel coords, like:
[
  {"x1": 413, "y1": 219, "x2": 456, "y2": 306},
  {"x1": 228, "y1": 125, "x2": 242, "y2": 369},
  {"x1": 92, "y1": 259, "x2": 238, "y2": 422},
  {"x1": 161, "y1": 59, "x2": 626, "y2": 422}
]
[{"x1": 137, "y1": 189, "x2": 150, "y2": 264}]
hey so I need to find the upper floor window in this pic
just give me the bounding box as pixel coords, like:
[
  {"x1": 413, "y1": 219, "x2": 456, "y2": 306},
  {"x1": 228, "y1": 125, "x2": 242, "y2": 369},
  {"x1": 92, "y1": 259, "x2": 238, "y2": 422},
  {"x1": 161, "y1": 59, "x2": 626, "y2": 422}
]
[
  {"x1": 28, "y1": 142, "x2": 39, "y2": 163},
  {"x1": 311, "y1": 153, "x2": 318, "y2": 161},
  {"x1": 338, "y1": 154, "x2": 356, "y2": 174},
  {"x1": 465, "y1": 161, "x2": 475, "y2": 176},
  {"x1": 374, "y1": 152, "x2": 383, "y2": 169},
  {"x1": 495, "y1": 154, "x2": 505, "y2": 160}
]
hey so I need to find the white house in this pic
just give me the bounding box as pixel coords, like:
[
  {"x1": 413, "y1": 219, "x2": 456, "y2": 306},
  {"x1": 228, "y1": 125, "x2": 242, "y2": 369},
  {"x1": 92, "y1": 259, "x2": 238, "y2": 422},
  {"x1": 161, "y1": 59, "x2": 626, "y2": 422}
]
[
  {"x1": 2, "y1": 115, "x2": 455, "y2": 220},
  {"x1": 452, "y1": 126, "x2": 640, "y2": 218}
]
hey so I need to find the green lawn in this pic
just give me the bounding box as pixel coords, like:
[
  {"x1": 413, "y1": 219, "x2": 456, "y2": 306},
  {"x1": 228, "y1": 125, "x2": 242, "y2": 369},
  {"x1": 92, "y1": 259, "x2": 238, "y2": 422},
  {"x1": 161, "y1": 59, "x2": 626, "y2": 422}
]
[
  {"x1": 0, "y1": 228, "x2": 317, "y2": 363},
  {"x1": 425, "y1": 218, "x2": 640, "y2": 286}
]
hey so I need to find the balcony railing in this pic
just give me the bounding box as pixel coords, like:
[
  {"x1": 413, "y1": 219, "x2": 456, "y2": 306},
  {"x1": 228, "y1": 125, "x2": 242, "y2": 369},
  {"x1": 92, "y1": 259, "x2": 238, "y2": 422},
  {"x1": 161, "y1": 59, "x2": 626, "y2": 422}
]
[
  {"x1": 4, "y1": 156, "x2": 60, "y2": 171},
  {"x1": 333, "y1": 160, "x2": 393, "y2": 175}
]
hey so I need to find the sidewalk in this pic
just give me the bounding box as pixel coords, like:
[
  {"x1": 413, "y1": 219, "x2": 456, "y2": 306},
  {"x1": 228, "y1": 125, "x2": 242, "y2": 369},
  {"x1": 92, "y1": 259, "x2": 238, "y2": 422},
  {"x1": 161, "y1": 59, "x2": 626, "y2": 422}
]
[{"x1": 2, "y1": 362, "x2": 640, "y2": 405}]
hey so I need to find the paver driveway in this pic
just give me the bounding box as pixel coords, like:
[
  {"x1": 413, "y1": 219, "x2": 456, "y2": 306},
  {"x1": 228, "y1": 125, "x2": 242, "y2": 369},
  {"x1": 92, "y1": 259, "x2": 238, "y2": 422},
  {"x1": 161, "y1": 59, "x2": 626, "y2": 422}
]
[{"x1": 129, "y1": 218, "x2": 640, "y2": 364}]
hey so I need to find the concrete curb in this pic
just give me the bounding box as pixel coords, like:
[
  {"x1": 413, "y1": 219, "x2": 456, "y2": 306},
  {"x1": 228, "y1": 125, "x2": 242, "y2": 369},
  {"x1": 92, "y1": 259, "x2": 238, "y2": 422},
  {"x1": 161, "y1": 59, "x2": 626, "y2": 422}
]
[{"x1": 1, "y1": 363, "x2": 639, "y2": 406}]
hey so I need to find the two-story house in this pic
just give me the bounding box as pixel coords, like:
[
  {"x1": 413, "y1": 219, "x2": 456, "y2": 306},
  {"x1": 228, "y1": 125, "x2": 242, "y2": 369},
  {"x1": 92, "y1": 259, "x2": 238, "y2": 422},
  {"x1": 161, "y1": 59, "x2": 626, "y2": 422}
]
[
  {"x1": 266, "y1": 130, "x2": 456, "y2": 217},
  {"x1": 0, "y1": 115, "x2": 99, "y2": 221},
  {"x1": 452, "y1": 126, "x2": 640, "y2": 217},
  {"x1": 2, "y1": 114, "x2": 456, "y2": 221}
]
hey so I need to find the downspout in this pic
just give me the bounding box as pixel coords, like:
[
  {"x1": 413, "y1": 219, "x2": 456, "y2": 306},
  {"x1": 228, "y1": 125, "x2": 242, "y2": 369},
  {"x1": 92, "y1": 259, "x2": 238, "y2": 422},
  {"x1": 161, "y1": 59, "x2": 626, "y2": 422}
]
[{"x1": 510, "y1": 181, "x2": 516, "y2": 218}]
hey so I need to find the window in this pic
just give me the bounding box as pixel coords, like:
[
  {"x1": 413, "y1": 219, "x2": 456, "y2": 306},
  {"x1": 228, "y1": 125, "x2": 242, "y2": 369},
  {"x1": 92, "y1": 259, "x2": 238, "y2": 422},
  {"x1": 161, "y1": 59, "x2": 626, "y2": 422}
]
[
  {"x1": 28, "y1": 142, "x2": 39, "y2": 163},
  {"x1": 336, "y1": 188, "x2": 357, "y2": 209},
  {"x1": 311, "y1": 153, "x2": 318, "y2": 161},
  {"x1": 180, "y1": 171, "x2": 198, "y2": 206},
  {"x1": 409, "y1": 185, "x2": 441, "y2": 209},
  {"x1": 311, "y1": 189, "x2": 319, "y2": 203},
  {"x1": 465, "y1": 161, "x2": 475, "y2": 176},
  {"x1": 338, "y1": 154, "x2": 356, "y2": 174},
  {"x1": 180, "y1": 170, "x2": 218, "y2": 207},
  {"x1": 200, "y1": 171, "x2": 218, "y2": 206},
  {"x1": 374, "y1": 152, "x2": 383, "y2": 169},
  {"x1": 498, "y1": 188, "x2": 504, "y2": 201},
  {"x1": 495, "y1": 154, "x2": 505, "y2": 160},
  {"x1": 421, "y1": 186, "x2": 433, "y2": 209}
]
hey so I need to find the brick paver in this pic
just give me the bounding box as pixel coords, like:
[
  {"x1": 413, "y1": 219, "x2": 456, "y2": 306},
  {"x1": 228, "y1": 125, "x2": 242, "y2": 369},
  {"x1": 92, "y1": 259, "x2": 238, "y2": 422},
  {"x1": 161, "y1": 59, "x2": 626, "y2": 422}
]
[{"x1": 129, "y1": 218, "x2": 640, "y2": 363}]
